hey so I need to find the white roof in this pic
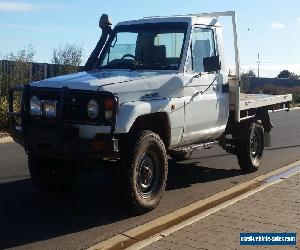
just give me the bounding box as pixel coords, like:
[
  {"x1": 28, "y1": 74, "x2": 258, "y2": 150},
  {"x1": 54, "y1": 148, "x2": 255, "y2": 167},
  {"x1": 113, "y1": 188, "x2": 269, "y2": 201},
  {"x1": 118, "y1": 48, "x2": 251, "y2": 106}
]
[{"x1": 116, "y1": 15, "x2": 220, "y2": 27}]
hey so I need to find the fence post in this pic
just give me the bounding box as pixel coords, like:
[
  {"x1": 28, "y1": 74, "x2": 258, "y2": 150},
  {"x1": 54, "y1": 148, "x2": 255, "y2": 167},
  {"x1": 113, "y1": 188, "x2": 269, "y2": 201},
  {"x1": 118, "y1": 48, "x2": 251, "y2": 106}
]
[
  {"x1": 50, "y1": 64, "x2": 54, "y2": 78},
  {"x1": 29, "y1": 63, "x2": 33, "y2": 82},
  {"x1": 43, "y1": 63, "x2": 47, "y2": 79}
]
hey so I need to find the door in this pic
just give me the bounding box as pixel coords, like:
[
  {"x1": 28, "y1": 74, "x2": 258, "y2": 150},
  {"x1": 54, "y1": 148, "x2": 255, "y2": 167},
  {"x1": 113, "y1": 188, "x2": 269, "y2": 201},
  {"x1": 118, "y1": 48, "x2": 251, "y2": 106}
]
[{"x1": 182, "y1": 27, "x2": 226, "y2": 143}]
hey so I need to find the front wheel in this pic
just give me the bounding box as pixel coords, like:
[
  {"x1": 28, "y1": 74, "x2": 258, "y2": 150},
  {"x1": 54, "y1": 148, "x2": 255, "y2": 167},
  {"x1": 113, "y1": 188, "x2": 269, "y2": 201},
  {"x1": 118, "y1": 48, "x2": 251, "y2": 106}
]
[
  {"x1": 121, "y1": 130, "x2": 168, "y2": 214},
  {"x1": 236, "y1": 121, "x2": 264, "y2": 172}
]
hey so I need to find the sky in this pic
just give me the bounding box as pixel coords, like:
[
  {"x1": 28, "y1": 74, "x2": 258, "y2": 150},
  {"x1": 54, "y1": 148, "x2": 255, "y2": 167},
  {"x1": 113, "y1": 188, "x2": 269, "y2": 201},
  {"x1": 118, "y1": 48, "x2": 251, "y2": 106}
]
[{"x1": 0, "y1": 0, "x2": 299, "y2": 77}]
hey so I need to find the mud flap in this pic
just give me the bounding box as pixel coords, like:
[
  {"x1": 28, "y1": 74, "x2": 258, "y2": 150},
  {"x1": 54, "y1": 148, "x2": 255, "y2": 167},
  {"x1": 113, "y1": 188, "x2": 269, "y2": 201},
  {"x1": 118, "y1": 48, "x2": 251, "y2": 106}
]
[{"x1": 264, "y1": 132, "x2": 271, "y2": 147}]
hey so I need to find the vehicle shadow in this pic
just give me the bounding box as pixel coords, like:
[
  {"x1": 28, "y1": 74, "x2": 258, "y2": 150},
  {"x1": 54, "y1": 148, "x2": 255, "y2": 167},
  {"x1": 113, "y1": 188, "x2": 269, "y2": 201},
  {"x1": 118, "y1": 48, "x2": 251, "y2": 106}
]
[
  {"x1": 166, "y1": 159, "x2": 244, "y2": 191},
  {"x1": 0, "y1": 160, "x2": 245, "y2": 249},
  {"x1": 0, "y1": 173, "x2": 131, "y2": 249}
]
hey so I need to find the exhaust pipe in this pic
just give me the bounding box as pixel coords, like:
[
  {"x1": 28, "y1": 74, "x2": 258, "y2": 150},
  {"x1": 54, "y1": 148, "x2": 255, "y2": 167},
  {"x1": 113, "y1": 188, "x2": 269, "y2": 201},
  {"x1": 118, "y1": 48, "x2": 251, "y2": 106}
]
[{"x1": 85, "y1": 14, "x2": 113, "y2": 71}]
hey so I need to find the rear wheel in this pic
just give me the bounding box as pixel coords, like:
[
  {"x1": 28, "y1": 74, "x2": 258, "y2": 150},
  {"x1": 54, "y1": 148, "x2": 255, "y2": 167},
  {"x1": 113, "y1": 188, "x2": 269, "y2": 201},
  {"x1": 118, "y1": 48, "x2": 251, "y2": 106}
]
[
  {"x1": 120, "y1": 130, "x2": 168, "y2": 214},
  {"x1": 236, "y1": 121, "x2": 264, "y2": 172},
  {"x1": 28, "y1": 154, "x2": 78, "y2": 192}
]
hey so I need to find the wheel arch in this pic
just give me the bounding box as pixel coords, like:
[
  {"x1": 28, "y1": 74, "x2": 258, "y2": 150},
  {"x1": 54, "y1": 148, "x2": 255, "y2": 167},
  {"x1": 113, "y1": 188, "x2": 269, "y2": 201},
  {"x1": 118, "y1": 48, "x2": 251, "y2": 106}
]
[
  {"x1": 255, "y1": 107, "x2": 273, "y2": 133},
  {"x1": 129, "y1": 112, "x2": 171, "y2": 149},
  {"x1": 226, "y1": 108, "x2": 272, "y2": 134}
]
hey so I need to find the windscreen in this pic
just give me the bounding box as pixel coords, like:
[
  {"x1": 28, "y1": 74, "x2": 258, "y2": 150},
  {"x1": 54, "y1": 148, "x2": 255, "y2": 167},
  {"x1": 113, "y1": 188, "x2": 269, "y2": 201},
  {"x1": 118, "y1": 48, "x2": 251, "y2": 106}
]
[{"x1": 98, "y1": 22, "x2": 188, "y2": 70}]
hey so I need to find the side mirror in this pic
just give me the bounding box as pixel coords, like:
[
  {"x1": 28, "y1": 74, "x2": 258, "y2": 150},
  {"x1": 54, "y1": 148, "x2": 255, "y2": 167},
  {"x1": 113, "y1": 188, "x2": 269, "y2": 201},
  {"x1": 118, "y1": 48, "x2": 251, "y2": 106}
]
[{"x1": 203, "y1": 55, "x2": 221, "y2": 73}]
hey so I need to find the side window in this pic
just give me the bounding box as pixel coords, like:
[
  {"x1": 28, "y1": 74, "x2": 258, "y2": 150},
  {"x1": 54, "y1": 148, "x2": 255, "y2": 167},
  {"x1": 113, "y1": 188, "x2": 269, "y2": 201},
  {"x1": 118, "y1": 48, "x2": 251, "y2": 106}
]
[
  {"x1": 154, "y1": 33, "x2": 185, "y2": 66},
  {"x1": 191, "y1": 28, "x2": 216, "y2": 72}
]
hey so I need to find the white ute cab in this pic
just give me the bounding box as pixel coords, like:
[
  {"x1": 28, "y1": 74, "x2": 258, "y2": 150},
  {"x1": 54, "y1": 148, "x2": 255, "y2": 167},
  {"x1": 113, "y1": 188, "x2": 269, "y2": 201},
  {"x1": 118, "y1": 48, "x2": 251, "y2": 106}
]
[{"x1": 8, "y1": 11, "x2": 292, "y2": 214}]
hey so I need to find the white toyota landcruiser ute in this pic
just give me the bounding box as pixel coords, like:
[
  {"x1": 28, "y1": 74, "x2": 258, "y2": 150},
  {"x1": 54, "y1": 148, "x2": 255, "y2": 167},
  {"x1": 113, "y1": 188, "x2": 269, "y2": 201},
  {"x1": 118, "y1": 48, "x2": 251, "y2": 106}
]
[{"x1": 8, "y1": 12, "x2": 292, "y2": 214}]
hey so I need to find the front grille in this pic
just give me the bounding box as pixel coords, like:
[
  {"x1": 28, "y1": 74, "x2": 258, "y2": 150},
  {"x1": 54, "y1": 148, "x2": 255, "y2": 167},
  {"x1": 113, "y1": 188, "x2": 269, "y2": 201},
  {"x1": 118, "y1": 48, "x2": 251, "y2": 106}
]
[
  {"x1": 63, "y1": 91, "x2": 104, "y2": 123},
  {"x1": 26, "y1": 87, "x2": 116, "y2": 126}
]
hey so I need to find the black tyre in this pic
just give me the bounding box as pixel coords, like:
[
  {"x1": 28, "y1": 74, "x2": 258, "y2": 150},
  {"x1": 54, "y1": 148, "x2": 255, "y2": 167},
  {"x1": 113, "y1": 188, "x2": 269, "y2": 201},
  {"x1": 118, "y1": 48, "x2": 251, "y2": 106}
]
[
  {"x1": 28, "y1": 154, "x2": 78, "y2": 192},
  {"x1": 169, "y1": 149, "x2": 193, "y2": 162},
  {"x1": 121, "y1": 130, "x2": 168, "y2": 214},
  {"x1": 236, "y1": 122, "x2": 264, "y2": 172}
]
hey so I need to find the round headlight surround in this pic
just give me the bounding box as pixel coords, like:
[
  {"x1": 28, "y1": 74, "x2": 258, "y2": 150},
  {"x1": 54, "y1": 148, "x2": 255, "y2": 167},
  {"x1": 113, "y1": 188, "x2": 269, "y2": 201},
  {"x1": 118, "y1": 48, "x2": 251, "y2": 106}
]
[
  {"x1": 30, "y1": 96, "x2": 41, "y2": 116},
  {"x1": 87, "y1": 99, "x2": 99, "y2": 119}
]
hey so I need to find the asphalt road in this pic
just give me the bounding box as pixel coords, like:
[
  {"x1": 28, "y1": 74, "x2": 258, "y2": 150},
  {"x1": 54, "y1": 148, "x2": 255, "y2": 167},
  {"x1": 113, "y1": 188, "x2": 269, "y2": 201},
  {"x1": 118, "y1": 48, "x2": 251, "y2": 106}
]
[{"x1": 0, "y1": 110, "x2": 300, "y2": 250}]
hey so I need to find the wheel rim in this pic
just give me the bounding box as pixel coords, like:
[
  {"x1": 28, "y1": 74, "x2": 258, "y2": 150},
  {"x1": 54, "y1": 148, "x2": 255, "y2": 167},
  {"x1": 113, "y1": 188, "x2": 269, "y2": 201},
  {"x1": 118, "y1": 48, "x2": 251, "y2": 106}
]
[
  {"x1": 250, "y1": 130, "x2": 262, "y2": 160},
  {"x1": 137, "y1": 151, "x2": 158, "y2": 199}
]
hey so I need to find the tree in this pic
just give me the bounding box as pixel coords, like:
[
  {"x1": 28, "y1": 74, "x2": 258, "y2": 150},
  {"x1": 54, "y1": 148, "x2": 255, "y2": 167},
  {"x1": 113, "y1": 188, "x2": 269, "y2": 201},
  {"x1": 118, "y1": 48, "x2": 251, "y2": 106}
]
[
  {"x1": 241, "y1": 70, "x2": 256, "y2": 78},
  {"x1": 51, "y1": 44, "x2": 83, "y2": 74},
  {"x1": 1, "y1": 45, "x2": 35, "y2": 96},
  {"x1": 277, "y1": 70, "x2": 299, "y2": 79},
  {"x1": 240, "y1": 70, "x2": 256, "y2": 92},
  {"x1": 5, "y1": 44, "x2": 35, "y2": 62}
]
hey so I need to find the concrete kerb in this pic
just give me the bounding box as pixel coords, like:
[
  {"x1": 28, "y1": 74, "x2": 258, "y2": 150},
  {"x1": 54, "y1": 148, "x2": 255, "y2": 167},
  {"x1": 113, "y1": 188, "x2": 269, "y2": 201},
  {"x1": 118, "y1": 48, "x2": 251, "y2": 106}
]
[
  {"x1": 0, "y1": 137, "x2": 13, "y2": 144},
  {"x1": 88, "y1": 160, "x2": 300, "y2": 250},
  {"x1": 290, "y1": 107, "x2": 300, "y2": 110}
]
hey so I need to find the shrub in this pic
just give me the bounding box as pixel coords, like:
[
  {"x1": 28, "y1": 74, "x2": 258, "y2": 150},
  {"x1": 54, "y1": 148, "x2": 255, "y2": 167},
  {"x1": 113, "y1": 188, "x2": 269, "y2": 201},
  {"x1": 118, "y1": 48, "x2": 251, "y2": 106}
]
[
  {"x1": 52, "y1": 44, "x2": 83, "y2": 75},
  {"x1": 293, "y1": 94, "x2": 300, "y2": 104},
  {"x1": 0, "y1": 96, "x2": 9, "y2": 129},
  {"x1": 0, "y1": 45, "x2": 35, "y2": 129}
]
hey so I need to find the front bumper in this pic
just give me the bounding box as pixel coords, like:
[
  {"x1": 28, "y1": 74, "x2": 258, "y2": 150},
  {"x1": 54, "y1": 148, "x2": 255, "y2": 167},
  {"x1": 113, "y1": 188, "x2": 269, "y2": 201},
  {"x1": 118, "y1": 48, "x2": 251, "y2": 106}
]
[
  {"x1": 25, "y1": 126, "x2": 119, "y2": 159},
  {"x1": 9, "y1": 124, "x2": 119, "y2": 160},
  {"x1": 8, "y1": 84, "x2": 119, "y2": 160}
]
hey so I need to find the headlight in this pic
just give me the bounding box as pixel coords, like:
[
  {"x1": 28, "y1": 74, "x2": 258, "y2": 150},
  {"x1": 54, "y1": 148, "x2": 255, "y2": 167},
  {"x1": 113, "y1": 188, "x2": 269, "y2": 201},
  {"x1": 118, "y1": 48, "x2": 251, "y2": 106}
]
[
  {"x1": 42, "y1": 100, "x2": 57, "y2": 118},
  {"x1": 30, "y1": 96, "x2": 41, "y2": 116},
  {"x1": 87, "y1": 99, "x2": 99, "y2": 119}
]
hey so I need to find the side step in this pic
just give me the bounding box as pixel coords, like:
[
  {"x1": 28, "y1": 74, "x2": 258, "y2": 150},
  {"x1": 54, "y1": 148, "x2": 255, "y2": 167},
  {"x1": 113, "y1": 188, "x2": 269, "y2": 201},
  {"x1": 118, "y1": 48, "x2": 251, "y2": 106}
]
[{"x1": 168, "y1": 141, "x2": 218, "y2": 154}]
